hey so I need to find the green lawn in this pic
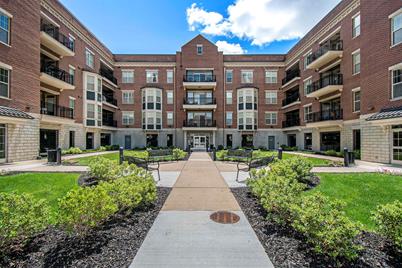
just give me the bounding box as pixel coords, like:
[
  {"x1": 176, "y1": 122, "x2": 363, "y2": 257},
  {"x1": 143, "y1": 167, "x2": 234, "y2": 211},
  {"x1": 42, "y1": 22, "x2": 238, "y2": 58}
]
[
  {"x1": 216, "y1": 150, "x2": 337, "y2": 167},
  {"x1": 307, "y1": 173, "x2": 402, "y2": 230},
  {"x1": 64, "y1": 150, "x2": 148, "y2": 165},
  {"x1": 0, "y1": 173, "x2": 80, "y2": 222}
]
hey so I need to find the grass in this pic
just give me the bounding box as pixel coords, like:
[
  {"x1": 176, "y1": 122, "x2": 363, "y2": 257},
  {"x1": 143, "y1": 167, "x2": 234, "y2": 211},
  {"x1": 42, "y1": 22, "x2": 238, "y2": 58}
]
[
  {"x1": 0, "y1": 173, "x2": 80, "y2": 222},
  {"x1": 307, "y1": 173, "x2": 402, "y2": 230},
  {"x1": 216, "y1": 149, "x2": 337, "y2": 167}
]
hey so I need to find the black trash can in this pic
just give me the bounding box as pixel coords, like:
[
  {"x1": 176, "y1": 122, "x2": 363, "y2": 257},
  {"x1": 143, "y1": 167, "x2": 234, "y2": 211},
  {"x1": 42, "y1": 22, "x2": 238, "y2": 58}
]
[
  {"x1": 47, "y1": 149, "x2": 57, "y2": 163},
  {"x1": 348, "y1": 151, "x2": 355, "y2": 164}
]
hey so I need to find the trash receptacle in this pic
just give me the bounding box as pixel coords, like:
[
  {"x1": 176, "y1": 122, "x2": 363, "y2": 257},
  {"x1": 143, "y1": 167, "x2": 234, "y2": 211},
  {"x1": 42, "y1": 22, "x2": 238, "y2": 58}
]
[
  {"x1": 47, "y1": 149, "x2": 57, "y2": 163},
  {"x1": 348, "y1": 151, "x2": 355, "y2": 164}
]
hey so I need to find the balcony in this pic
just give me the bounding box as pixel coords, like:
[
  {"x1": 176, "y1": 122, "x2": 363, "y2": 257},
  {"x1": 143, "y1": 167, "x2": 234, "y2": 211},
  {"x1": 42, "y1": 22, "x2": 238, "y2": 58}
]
[
  {"x1": 40, "y1": 23, "x2": 75, "y2": 57},
  {"x1": 40, "y1": 101, "x2": 74, "y2": 122},
  {"x1": 99, "y1": 67, "x2": 118, "y2": 86},
  {"x1": 102, "y1": 118, "x2": 117, "y2": 128},
  {"x1": 306, "y1": 109, "x2": 343, "y2": 128},
  {"x1": 102, "y1": 95, "x2": 118, "y2": 107},
  {"x1": 282, "y1": 69, "x2": 301, "y2": 87},
  {"x1": 40, "y1": 65, "x2": 75, "y2": 90},
  {"x1": 183, "y1": 119, "x2": 217, "y2": 130},
  {"x1": 183, "y1": 74, "x2": 217, "y2": 90},
  {"x1": 306, "y1": 74, "x2": 343, "y2": 99},
  {"x1": 282, "y1": 118, "x2": 300, "y2": 128},
  {"x1": 183, "y1": 97, "x2": 217, "y2": 110},
  {"x1": 282, "y1": 91, "x2": 301, "y2": 108},
  {"x1": 306, "y1": 40, "x2": 343, "y2": 70}
]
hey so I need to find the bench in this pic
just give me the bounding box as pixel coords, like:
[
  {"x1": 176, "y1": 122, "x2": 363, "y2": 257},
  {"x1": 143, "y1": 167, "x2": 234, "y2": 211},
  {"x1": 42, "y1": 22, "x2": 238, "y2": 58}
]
[
  {"x1": 123, "y1": 149, "x2": 175, "y2": 181},
  {"x1": 236, "y1": 156, "x2": 276, "y2": 181}
]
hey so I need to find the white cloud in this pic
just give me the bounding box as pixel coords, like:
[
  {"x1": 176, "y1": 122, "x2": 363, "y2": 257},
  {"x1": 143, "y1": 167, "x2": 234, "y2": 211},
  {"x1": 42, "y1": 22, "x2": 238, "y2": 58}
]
[
  {"x1": 186, "y1": 0, "x2": 341, "y2": 46},
  {"x1": 216, "y1": 40, "x2": 246, "y2": 54}
]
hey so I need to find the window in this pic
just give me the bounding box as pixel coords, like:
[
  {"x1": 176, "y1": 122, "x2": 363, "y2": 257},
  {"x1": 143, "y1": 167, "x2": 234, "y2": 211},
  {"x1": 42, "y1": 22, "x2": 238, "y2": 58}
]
[
  {"x1": 122, "y1": 111, "x2": 134, "y2": 125},
  {"x1": 167, "y1": 112, "x2": 173, "y2": 126},
  {"x1": 69, "y1": 66, "x2": 75, "y2": 83},
  {"x1": 68, "y1": 35, "x2": 75, "y2": 51},
  {"x1": 226, "y1": 112, "x2": 233, "y2": 126},
  {"x1": 265, "y1": 112, "x2": 277, "y2": 125},
  {"x1": 69, "y1": 97, "x2": 75, "y2": 113},
  {"x1": 226, "y1": 91, "x2": 232, "y2": 105},
  {"x1": 265, "y1": 70, "x2": 277, "y2": 84},
  {"x1": 392, "y1": 69, "x2": 402, "y2": 99},
  {"x1": 0, "y1": 67, "x2": 9, "y2": 98},
  {"x1": 69, "y1": 131, "x2": 75, "y2": 148},
  {"x1": 391, "y1": 12, "x2": 402, "y2": 46},
  {"x1": 304, "y1": 78, "x2": 312, "y2": 95},
  {"x1": 352, "y1": 50, "x2": 361, "y2": 75},
  {"x1": 226, "y1": 70, "x2": 233, "y2": 83},
  {"x1": 304, "y1": 105, "x2": 312, "y2": 122},
  {"x1": 0, "y1": 11, "x2": 10, "y2": 45},
  {"x1": 197, "y1": 44, "x2": 203, "y2": 55},
  {"x1": 265, "y1": 91, "x2": 277, "y2": 104},
  {"x1": 167, "y1": 70, "x2": 174, "y2": 83},
  {"x1": 167, "y1": 90, "x2": 174, "y2": 104},
  {"x1": 304, "y1": 52, "x2": 312, "y2": 69},
  {"x1": 86, "y1": 75, "x2": 95, "y2": 91},
  {"x1": 85, "y1": 49, "x2": 94, "y2": 68},
  {"x1": 353, "y1": 89, "x2": 361, "y2": 112},
  {"x1": 122, "y1": 91, "x2": 134, "y2": 104},
  {"x1": 122, "y1": 70, "x2": 134, "y2": 83},
  {"x1": 87, "y1": 104, "x2": 95, "y2": 119},
  {"x1": 146, "y1": 70, "x2": 158, "y2": 83},
  {"x1": 352, "y1": 14, "x2": 361, "y2": 38},
  {"x1": 241, "y1": 70, "x2": 253, "y2": 83}
]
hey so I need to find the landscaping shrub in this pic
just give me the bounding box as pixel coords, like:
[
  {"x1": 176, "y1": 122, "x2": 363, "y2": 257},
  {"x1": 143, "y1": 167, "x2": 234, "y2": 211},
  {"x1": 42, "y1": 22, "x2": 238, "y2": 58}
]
[
  {"x1": 217, "y1": 145, "x2": 224, "y2": 151},
  {"x1": 58, "y1": 186, "x2": 118, "y2": 235},
  {"x1": 280, "y1": 145, "x2": 298, "y2": 151},
  {"x1": 98, "y1": 146, "x2": 107, "y2": 151},
  {"x1": 372, "y1": 200, "x2": 402, "y2": 249},
  {"x1": 172, "y1": 148, "x2": 187, "y2": 160},
  {"x1": 353, "y1": 150, "x2": 361, "y2": 160},
  {"x1": 0, "y1": 193, "x2": 50, "y2": 252},
  {"x1": 324, "y1": 150, "x2": 343, "y2": 157},
  {"x1": 62, "y1": 147, "x2": 83, "y2": 155},
  {"x1": 291, "y1": 193, "x2": 362, "y2": 260},
  {"x1": 270, "y1": 157, "x2": 313, "y2": 184}
]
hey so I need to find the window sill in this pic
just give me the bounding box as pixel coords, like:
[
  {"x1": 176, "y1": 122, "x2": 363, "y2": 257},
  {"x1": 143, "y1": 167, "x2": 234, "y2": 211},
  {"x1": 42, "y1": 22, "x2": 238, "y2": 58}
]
[
  {"x1": 0, "y1": 41, "x2": 11, "y2": 48},
  {"x1": 391, "y1": 96, "x2": 402, "y2": 102},
  {"x1": 390, "y1": 42, "x2": 402, "y2": 49},
  {"x1": 0, "y1": 96, "x2": 11, "y2": 101}
]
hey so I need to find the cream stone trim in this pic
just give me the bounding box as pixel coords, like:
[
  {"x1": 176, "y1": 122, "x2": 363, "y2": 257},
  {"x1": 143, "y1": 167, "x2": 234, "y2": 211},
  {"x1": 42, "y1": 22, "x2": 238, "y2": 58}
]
[
  {"x1": 223, "y1": 62, "x2": 285, "y2": 67},
  {"x1": 319, "y1": 26, "x2": 341, "y2": 45},
  {"x1": 100, "y1": 58, "x2": 113, "y2": 70},
  {"x1": 40, "y1": 87, "x2": 60, "y2": 95},
  {"x1": 389, "y1": 62, "x2": 402, "y2": 71},
  {"x1": 40, "y1": 49, "x2": 59, "y2": 61},
  {"x1": 352, "y1": 87, "x2": 361, "y2": 92},
  {"x1": 0, "y1": 7, "x2": 13, "y2": 18},
  {"x1": 319, "y1": 93, "x2": 341, "y2": 102},
  {"x1": 319, "y1": 59, "x2": 342, "y2": 73},
  {"x1": 303, "y1": 76, "x2": 313, "y2": 82},
  {"x1": 303, "y1": 103, "x2": 312, "y2": 107},
  {"x1": 389, "y1": 7, "x2": 402, "y2": 19},
  {"x1": 285, "y1": 60, "x2": 300, "y2": 71},
  {"x1": 0, "y1": 61, "x2": 12, "y2": 70},
  {"x1": 115, "y1": 62, "x2": 176, "y2": 67}
]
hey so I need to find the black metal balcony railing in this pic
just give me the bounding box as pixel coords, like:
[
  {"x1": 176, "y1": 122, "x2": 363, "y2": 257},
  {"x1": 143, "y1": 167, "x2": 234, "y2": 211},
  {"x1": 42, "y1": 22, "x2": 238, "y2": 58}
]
[
  {"x1": 307, "y1": 39, "x2": 343, "y2": 66},
  {"x1": 282, "y1": 92, "x2": 300, "y2": 106},
  {"x1": 102, "y1": 95, "x2": 118, "y2": 106},
  {"x1": 184, "y1": 97, "x2": 216, "y2": 105},
  {"x1": 282, "y1": 69, "x2": 300, "y2": 85},
  {"x1": 99, "y1": 68, "x2": 118, "y2": 85},
  {"x1": 306, "y1": 109, "x2": 343, "y2": 123},
  {"x1": 41, "y1": 64, "x2": 74, "y2": 85},
  {"x1": 40, "y1": 23, "x2": 75, "y2": 52},
  {"x1": 183, "y1": 74, "x2": 216, "y2": 82},
  {"x1": 102, "y1": 119, "x2": 117, "y2": 127},
  {"x1": 40, "y1": 101, "x2": 74, "y2": 119},
  {"x1": 183, "y1": 119, "x2": 216, "y2": 127},
  {"x1": 282, "y1": 117, "x2": 300, "y2": 128},
  {"x1": 306, "y1": 73, "x2": 343, "y2": 95}
]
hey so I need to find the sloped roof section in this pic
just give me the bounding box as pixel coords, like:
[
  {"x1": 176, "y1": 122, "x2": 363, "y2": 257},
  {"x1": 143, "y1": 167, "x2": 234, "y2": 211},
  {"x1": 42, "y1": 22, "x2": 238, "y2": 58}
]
[
  {"x1": 0, "y1": 106, "x2": 34, "y2": 120},
  {"x1": 366, "y1": 106, "x2": 402, "y2": 121}
]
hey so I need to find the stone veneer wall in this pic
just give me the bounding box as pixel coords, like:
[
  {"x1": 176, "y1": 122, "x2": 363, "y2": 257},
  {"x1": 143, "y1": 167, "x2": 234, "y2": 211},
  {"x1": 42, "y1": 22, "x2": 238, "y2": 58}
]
[
  {"x1": 361, "y1": 122, "x2": 391, "y2": 163},
  {"x1": 7, "y1": 117, "x2": 40, "y2": 162}
]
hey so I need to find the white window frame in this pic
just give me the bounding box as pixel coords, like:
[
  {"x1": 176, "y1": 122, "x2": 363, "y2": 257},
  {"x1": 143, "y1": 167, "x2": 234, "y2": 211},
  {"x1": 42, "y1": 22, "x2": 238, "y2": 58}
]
[
  {"x1": 226, "y1": 69, "x2": 233, "y2": 83},
  {"x1": 390, "y1": 9, "x2": 402, "y2": 47},
  {"x1": 352, "y1": 88, "x2": 361, "y2": 112},
  {"x1": 122, "y1": 90, "x2": 134, "y2": 104},
  {"x1": 241, "y1": 70, "x2": 253, "y2": 84},
  {"x1": 392, "y1": 68, "x2": 402, "y2": 100},
  {"x1": 166, "y1": 90, "x2": 174, "y2": 104},
  {"x1": 304, "y1": 104, "x2": 312, "y2": 122},
  {"x1": 166, "y1": 111, "x2": 174, "y2": 126},
  {"x1": 146, "y1": 70, "x2": 158, "y2": 83},
  {"x1": 226, "y1": 111, "x2": 233, "y2": 126},
  {"x1": 69, "y1": 97, "x2": 75, "y2": 111},
  {"x1": 0, "y1": 65, "x2": 10, "y2": 99},
  {"x1": 122, "y1": 70, "x2": 134, "y2": 84},
  {"x1": 87, "y1": 103, "x2": 95, "y2": 119},
  {"x1": 226, "y1": 90, "x2": 232, "y2": 105},
  {"x1": 85, "y1": 48, "x2": 95, "y2": 69},
  {"x1": 303, "y1": 77, "x2": 312, "y2": 95},
  {"x1": 352, "y1": 13, "x2": 361, "y2": 38},
  {"x1": 167, "y1": 70, "x2": 174, "y2": 84},
  {"x1": 265, "y1": 90, "x2": 277, "y2": 104},
  {"x1": 197, "y1": 44, "x2": 203, "y2": 55},
  {"x1": 352, "y1": 49, "x2": 361, "y2": 75},
  {"x1": 265, "y1": 70, "x2": 277, "y2": 84},
  {"x1": 304, "y1": 51, "x2": 312, "y2": 70},
  {"x1": 265, "y1": 112, "x2": 277, "y2": 125},
  {"x1": 0, "y1": 8, "x2": 12, "y2": 46},
  {"x1": 122, "y1": 111, "x2": 134, "y2": 125}
]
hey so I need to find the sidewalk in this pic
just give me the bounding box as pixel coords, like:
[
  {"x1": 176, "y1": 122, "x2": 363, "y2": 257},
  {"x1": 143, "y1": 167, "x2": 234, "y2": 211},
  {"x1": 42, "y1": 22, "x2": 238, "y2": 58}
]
[{"x1": 130, "y1": 152, "x2": 273, "y2": 267}]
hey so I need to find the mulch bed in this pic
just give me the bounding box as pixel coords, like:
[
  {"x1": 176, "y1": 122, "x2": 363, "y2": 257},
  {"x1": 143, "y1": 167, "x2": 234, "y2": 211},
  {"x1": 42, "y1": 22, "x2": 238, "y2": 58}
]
[
  {"x1": 1, "y1": 187, "x2": 171, "y2": 268},
  {"x1": 231, "y1": 187, "x2": 402, "y2": 268}
]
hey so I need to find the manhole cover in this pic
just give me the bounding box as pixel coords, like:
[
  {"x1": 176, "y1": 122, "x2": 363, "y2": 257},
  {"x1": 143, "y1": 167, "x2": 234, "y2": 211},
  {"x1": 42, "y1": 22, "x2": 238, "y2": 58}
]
[{"x1": 210, "y1": 211, "x2": 240, "y2": 224}]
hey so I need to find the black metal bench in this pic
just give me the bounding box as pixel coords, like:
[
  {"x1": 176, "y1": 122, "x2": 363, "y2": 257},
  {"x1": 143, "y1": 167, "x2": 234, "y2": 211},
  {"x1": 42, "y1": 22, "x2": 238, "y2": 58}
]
[{"x1": 236, "y1": 156, "x2": 276, "y2": 182}]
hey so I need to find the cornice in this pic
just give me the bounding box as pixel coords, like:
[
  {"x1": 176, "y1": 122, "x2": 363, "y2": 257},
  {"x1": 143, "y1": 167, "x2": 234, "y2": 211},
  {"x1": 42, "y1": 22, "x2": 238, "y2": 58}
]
[{"x1": 115, "y1": 62, "x2": 176, "y2": 68}]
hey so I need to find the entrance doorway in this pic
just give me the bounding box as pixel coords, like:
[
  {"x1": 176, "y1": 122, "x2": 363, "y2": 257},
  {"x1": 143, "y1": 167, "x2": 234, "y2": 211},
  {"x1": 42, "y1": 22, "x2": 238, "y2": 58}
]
[
  {"x1": 320, "y1": 131, "x2": 340, "y2": 151},
  {"x1": 241, "y1": 135, "x2": 253, "y2": 148},
  {"x1": 0, "y1": 124, "x2": 6, "y2": 163},
  {"x1": 124, "y1": 135, "x2": 131, "y2": 149},
  {"x1": 268, "y1": 136, "x2": 275, "y2": 150},
  {"x1": 167, "y1": 134, "x2": 173, "y2": 147},
  {"x1": 353, "y1": 129, "x2": 361, "y2": 150},
  {"x1": 304, "y1": 133, "x2": 312, "y2": 150},
  {"x1": 287, "y1": 134, "x2": 297, "y2": 147},
  {"x1": 86, "y1": 132, "x2": 94, "y2": 150},
  {"x1": 101, "y1": 133, "x2": 111, "y2": 146},
  {"x1": 226, "y1": 134, "x2": 233, "y2": 148},
  {"x1": 40, "y1": 129, "x2": 58, "y2": 155},
  {"x1": 193, "y1": 136, "x2": 207, "y2": 150},
  {"x1": 392, "y1": 125, "x2": 402, "y2": 164},
  {"x1": 147, "y1": 134, "x2": 158, "y2": 147}
]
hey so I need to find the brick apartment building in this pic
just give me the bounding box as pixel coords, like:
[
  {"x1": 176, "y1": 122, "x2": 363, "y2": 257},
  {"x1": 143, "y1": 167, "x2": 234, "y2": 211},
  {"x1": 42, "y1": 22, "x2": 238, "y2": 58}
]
[{"x1": 0, "y1": 0, "x2": 401, "y2": 164}]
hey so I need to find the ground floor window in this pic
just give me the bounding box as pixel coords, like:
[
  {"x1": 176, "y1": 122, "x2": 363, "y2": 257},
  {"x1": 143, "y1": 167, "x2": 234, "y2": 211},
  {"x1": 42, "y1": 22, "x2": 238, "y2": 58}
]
[
  {"x1": 304, "y1": 133, "x2": 312, "y2": 150},
  {"x1": 268, "y1": 136, "x2": 275, "y2": 150},
  {"x1": 392, "y1": 125, "x2": 402, "y2": 163},
  {"x1": 226, "y1": 134, "x2": 233, "y2": 148},
  {"x1": 86, "y1": 132, "x2": 94, "y2": 150},
  {"x1": 101, "y1": 133, "x2": 111, "y2": 146},
  {"x1": 40, "y1": 129, "x2": 59, "y2": 155},
  {"x1": 0, "y1": 124, "x2": 6, "y2": 161},
  {"x1": 167, "y1": 134, "x2": 173, "y2": 147},
  {"x1": 69, "y1": 131, "x2": 75, "y2": 148},
  {"x1": 147, "y1": 134, "x2": 158, "y2": 148},
  {"x1": 287, "y1": 134, "x2": 297, "y2": 147},
  {"x1": 241, "y1": 134, "x2": 253, "y2": 148},
  {"x1": 320, "y1": 131, "x2": 340, "y2": 152},
  {"x1": 353, "y1": 129, "x2": 361, "y2": 150}
]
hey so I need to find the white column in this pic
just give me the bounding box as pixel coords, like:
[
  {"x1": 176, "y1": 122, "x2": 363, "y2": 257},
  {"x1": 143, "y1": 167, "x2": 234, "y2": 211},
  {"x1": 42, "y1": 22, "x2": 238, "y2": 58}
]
[
  {"x1": 184, "y1": 131, "x2": 187, "y2": 149},
  {"x1": 213, "y1": 131, "x2": 216, "y2": 147}
]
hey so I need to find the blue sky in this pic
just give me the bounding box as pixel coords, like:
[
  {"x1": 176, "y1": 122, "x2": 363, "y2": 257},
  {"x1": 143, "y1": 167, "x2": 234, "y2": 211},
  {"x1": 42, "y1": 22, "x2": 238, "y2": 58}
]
[{"x1": 60, "y1": 0, "x2": 340, "y2": 55}]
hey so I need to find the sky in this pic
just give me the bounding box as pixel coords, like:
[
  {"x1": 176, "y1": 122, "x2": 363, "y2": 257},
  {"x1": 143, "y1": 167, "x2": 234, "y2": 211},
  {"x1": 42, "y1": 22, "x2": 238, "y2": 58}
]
[{"x1": 59, "y1": 0, "x2": 341, "y2": 55}]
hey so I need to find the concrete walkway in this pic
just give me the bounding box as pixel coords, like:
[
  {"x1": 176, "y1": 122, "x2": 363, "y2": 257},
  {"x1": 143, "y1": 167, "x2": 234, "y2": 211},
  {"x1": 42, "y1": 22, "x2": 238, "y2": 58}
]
[{"x1": 130, "y1": 152, "x2": 273, "y2": 267}]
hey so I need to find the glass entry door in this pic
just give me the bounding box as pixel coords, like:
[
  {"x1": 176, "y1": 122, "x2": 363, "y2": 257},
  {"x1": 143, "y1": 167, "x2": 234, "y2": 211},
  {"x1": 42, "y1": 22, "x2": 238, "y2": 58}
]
[
  {"x1": 193, "y1": 136, "x2": 207, "y2": 150},
  {"x1": 392, "y1": 126, "x2": 402, "y2": 164},
  {"x1": 0, "y1": 124, "x2": 6, "y2": 163}
]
